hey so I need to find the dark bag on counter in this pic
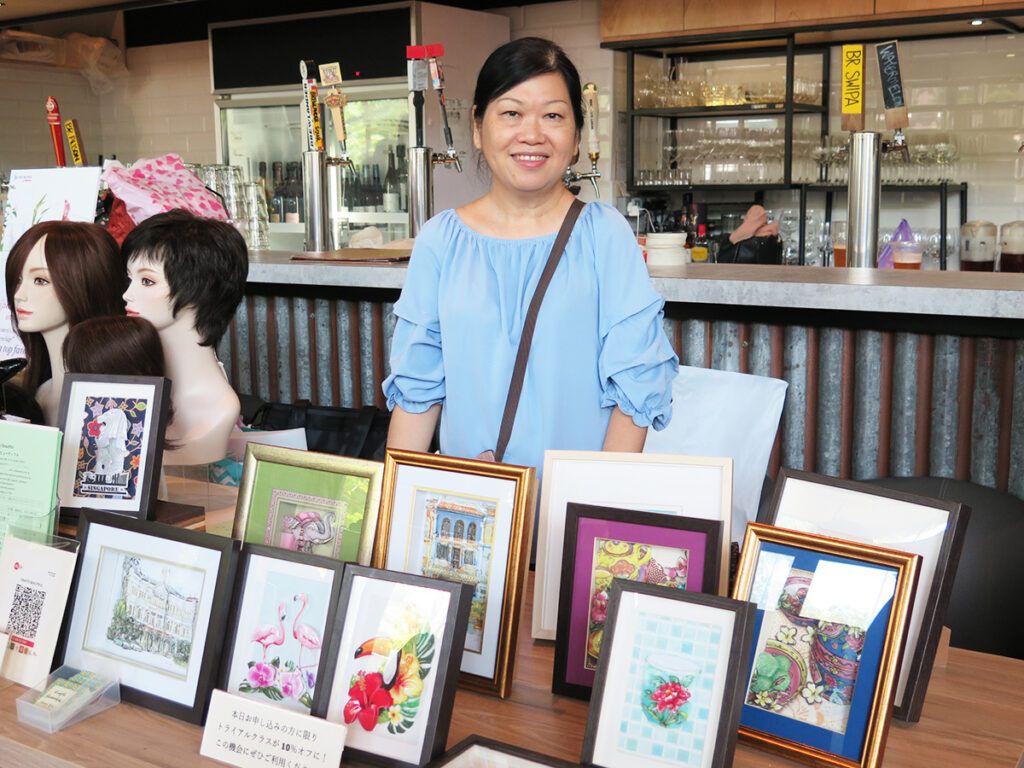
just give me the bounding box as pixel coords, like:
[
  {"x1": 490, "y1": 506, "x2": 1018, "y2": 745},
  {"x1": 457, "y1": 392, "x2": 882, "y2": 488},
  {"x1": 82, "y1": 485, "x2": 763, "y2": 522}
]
[
  {"x1": 715, "y1": 234, "x2": 784, "y2": 265},
  {"x1": 250, "y1": 400, "x2": 391, "y2": 461}
]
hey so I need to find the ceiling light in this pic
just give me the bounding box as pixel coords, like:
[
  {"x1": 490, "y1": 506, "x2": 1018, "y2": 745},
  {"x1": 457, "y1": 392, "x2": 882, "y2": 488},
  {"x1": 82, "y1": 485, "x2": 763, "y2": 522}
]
[{"x1": 970, "y1": 19, "x2": 984, "y2": 26}]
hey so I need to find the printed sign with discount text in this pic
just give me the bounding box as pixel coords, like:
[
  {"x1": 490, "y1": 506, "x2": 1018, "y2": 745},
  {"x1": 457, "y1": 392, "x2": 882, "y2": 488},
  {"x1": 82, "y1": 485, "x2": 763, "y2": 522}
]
[{"x1": 201, "y1": 689, "x2": 347, "y2": 768}]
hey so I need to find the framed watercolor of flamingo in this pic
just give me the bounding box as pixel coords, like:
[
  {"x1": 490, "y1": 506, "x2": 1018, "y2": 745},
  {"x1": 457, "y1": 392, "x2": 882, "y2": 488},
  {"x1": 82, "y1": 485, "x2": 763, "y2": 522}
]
[{"x1": 221, "y1": 545, "x2": 346, "y2": 715}]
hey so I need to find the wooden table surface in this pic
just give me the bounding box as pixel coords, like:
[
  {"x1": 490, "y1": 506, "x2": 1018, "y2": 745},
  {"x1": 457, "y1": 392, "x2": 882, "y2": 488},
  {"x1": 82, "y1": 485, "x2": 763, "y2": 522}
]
[{"x1": 1, "y1": 575, "x2": 1021, "y2": 767}]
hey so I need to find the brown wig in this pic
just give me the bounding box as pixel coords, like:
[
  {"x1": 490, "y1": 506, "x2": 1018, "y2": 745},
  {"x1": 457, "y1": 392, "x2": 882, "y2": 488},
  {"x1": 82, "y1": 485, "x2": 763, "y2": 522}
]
[
  {"x1": 4, "y1": 221, "x2": 126, "y2": 393},
  {"x1": 62, "y1": 315, "x2": 175, "y2": 445}
]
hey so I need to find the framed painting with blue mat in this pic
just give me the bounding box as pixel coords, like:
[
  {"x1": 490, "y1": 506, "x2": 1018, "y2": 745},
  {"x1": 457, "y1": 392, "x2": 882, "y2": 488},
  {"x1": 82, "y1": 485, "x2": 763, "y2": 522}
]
[
  {"x1": 733, "y1": 523, "x2": 920, "y2": 768},
  {"x1": 582, "y1": 580, "x2": 755, "y2": 768}
]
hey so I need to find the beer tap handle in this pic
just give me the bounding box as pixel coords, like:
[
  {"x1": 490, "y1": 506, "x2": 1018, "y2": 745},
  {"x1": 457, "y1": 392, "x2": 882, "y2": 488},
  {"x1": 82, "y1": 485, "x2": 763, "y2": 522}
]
[
  {"x1": 582, "y1": 82, "x2": 600, "y2": 164},
  {"x1": 876, "y1": 40, "x2": 910, "y2": 161},
  {"x1": 45, "y1": 96, "x2": 67, "y2": 167},
  {"x1": 299, "y1": 59, "x2": 324, "y2": 153},
  {"x1": 425, "y1": 44, "x2": 462, "y2": 173},
  {"x1": 318, "y1": 62, "x2": 352, "y2": 167}
]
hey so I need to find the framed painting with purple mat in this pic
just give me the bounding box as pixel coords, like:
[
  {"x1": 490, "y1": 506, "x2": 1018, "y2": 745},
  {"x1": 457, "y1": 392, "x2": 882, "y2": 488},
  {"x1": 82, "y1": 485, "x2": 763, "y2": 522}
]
[{"x1": 552, "y1": 503, "x2": 722, "y2": 700}]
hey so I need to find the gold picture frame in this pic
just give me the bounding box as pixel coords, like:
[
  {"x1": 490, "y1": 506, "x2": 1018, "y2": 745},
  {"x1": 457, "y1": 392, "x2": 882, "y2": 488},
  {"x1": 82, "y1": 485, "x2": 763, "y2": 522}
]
[
  {"x1": 232, "y1": 444, "x2": 384, "y2": 566},
  {"x1": 733, "y1": 523, "x2": 920, "y2": 768},
  {"x1": 373, "y1": 448, "x2": 537, "y2": 699}
]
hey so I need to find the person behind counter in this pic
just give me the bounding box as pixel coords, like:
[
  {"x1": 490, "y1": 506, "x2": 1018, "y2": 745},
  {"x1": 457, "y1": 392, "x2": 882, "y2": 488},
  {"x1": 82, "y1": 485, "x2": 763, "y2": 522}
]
[{"x1": 383, "y1": 37, "x2": 678, "y2": 472}]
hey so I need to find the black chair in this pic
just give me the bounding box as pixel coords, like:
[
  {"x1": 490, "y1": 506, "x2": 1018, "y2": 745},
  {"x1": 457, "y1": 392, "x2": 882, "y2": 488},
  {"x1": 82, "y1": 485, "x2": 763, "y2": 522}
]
[{"x1": 862, "y1": 476, "x2": 1023, "y2": 661}]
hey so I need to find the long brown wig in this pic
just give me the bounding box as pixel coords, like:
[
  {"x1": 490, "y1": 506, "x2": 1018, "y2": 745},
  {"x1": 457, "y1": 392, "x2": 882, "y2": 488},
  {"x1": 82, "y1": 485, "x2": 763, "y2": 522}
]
[{"x1": 4, "y1": 221, "x2": 126, "y2": 393}]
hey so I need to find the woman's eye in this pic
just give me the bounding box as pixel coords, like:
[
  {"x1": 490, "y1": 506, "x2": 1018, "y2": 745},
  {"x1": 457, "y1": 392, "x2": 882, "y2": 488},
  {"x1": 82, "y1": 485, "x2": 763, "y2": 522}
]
[
  {"x1": 141, "y1": 278, "x2": 155, "y2": 287},
  {"x1": 546, "y1": 112, "x2": 564, "y2": 120},
  {"x1": 33, "y1": 277, "x2": 50, "y2": 286},
  {"x1": 503, "y1": 110, "x2": 519, "y2": 118}
]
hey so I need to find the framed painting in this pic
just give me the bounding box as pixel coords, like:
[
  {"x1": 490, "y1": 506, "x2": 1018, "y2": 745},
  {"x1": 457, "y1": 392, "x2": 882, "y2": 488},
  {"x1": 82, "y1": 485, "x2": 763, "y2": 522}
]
[
  {"x1": 57, "y1": 509, "x2": 238, "y2": 724},
  {"x1": 374, "y1": 449, "x2": 536, "y2": 698},
  {"x1": 312, "y1": 565, "x2": 472, "y2": 768},
  {"x1": 427, "y1": 735, "x2": 576, "y2": 767},
  {"x1": 232, "y1": 444, "x2": 384, "y2": 566},
  {"x1": 533, "y1": 451, "x2": 732, "y2": 640},
  {"x1": 220, "y1": 545, "x2": 345, "y2": 714},
  {"x1": 56, "y1": 374, "x2": 170, "y2": 519},
  {"x1": 733, "y1": 523, "x2": 920, "y2": 768},
  {"x1": 582, "y1": 580, "x2": 756, "y2": 768},
  {"x1": 759, "y1": 469, "x2": 969, "y2": 722},
  {"x1": 553, "y1": 503, "x2": 723, "y2": 700}
]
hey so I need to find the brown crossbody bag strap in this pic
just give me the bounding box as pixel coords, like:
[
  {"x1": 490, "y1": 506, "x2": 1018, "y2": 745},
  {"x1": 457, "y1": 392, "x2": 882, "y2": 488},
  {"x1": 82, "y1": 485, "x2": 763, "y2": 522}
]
[{"x1": 491, "y1": 198, "x2": 585, "y2": 463}]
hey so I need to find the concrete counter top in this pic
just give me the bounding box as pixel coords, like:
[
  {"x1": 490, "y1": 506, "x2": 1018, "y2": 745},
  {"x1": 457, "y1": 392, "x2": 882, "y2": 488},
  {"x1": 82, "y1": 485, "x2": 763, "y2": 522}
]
[{"x1": 248, "y1": 251, "x2": 1024, "y2": 319}]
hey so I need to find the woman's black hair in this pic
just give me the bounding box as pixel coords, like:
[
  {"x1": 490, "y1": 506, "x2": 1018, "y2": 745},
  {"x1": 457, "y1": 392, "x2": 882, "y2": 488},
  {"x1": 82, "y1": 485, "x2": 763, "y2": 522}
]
[
  {"x1": 121, "y1": 209, "x2": 248, "y2": 348},
  {"x1": 472, "y1": 37, "x2": 584, "y2": 134}
]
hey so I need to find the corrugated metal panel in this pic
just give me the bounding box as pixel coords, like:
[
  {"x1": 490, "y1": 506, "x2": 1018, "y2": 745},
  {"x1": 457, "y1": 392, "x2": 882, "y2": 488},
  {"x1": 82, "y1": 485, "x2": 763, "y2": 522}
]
[{"x1": 227, "y1": 291, "x2": 1022, "y2": 500}]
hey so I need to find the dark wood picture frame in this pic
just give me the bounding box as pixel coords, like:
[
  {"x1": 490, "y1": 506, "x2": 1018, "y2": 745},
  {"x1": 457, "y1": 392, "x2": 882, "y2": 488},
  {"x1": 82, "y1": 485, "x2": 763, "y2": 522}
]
[
  {"x1": 758, "y1": 468, "x2": 970, "y2": 722},
  {"x1": 56, "y1": 373, "x2": 170, "y2": 523},
  {"x1": 56, "y1": 509, "x2": 239, "y2": 724},
  {"x1": 427, "y1": 735, "x2": 577, "y2": 767},
  {"x1": 312, "y1": 565, "x2": 472, "y2": 768},
  {"x1": 581, "y1": 580, "x2": 755, "y2": 768},
  {"x1": 218, "y1": 544, "x2": 347, "y2": 710},
  {"x1": 553, "y1": 502, "x2": 723, "y2": 700}
]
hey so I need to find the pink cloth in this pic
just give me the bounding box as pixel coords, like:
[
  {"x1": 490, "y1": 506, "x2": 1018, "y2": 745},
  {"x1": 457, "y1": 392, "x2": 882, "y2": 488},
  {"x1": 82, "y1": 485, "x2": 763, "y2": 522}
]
[
  {"x1": 729, "y1": 205, "x2": 778, "y2": 243},
  {"x1": 101, "y1": 154, "x2": 228, "y2": 225}
]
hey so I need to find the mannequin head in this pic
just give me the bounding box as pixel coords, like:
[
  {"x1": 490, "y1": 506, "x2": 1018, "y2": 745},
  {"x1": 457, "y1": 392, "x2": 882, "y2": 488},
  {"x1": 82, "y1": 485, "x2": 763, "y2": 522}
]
[
  {"x1": 121, "y1": 209, "x2": 248, "y2": 348},
  {"x1": 5, "y1": 221, "x2": 126, "y2": 393}
]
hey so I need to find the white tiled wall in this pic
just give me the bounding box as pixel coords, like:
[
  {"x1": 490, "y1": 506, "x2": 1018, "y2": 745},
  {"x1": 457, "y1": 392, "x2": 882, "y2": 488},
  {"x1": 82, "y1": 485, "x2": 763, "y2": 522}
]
[
  {"x1": 490, "y1": 0, "x2": 618, "y2": 202},
  {"x1": 98, "y1": 41, "x2": 217, "y2": 165},
  {"x1": 0, "y1": 63, "x2": 103, "y2": 175}
]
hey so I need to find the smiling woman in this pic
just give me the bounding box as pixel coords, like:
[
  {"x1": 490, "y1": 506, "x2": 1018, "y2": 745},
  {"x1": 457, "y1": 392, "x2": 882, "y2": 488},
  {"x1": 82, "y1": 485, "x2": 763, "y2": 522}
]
[
  {"x1": 3, "y1": 221, "x2": 126, "y2": 424},
  {"x1": 383, "y1": 38, "x2": 678, "y2": 501}
]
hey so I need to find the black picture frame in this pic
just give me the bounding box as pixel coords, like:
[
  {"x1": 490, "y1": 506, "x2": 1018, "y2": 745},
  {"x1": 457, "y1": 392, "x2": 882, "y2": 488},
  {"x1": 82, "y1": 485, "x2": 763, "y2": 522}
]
[
  {"x1": 56, "y1": 509, "x2": 238, "y2": 724},
  {"x1": 218, "y1": 544, "x2": 347, "y2": 712},
  {"x1": 312, "y1": 565, "x2": 472, "y2": 768},
  {"x1": 427, "y1": 735, "x2": 577, "y2": 767},
  {"x1": 758, "y1": 468, "x2": 970, "y2": 722},
  {"x1": 581, "y1": 580, "x2": 755, "y2": 768},
  {"x1": 553, "y1": 502, "x2": 723, "y2": 700},
  {"x1": 56, "y1": 373, "x2": 171, "y2": 523}
]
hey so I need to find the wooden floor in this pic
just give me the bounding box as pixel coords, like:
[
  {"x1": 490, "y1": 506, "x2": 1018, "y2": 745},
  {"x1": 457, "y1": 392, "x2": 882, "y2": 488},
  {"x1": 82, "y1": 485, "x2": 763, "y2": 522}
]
[{"x1": 0, "y1": 575, "x2": 1021, "y2": 767}]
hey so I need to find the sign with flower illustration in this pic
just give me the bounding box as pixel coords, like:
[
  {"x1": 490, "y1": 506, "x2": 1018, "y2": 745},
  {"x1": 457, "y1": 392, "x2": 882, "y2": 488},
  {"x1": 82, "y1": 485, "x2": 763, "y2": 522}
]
[
  {"x1": 553, "y1": 503, "x2": 722, "y2": 700},
  {"x1": 734, "y1": 524, "x2": 920, "y2": 768},
  {"x1": 315, "y1": 566, "x2": 472, "y2": 768},
  {"x1": 582, "y1": 581, "x2": 756, "y2": 768},
  {"x1": 221, "y1": 547, "x2": 345, "y2": 716},
  {"x1": 56, "y1": 375, "x2": 169, "y2": 518}
]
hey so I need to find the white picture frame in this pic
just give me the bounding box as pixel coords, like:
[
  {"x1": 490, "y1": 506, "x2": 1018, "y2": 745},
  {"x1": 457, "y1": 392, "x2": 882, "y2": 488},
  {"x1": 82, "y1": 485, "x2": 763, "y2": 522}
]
[{"x1": 532, "y1": 451, "x2": 732, "y2": 640}]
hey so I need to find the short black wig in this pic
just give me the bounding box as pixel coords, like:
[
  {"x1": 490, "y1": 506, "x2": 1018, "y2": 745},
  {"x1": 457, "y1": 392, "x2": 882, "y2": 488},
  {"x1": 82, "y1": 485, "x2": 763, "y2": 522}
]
[
  {"x1": 472, "y1": 37, "x2": 584, "y2": 135},
  {"x1": 122, "y1": 209, "x2": 248, "y2": 347}
]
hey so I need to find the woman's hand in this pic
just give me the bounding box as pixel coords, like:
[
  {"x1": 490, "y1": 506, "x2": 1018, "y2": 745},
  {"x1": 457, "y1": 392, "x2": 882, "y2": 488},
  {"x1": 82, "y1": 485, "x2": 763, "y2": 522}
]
[
  {"x1": 386, "y1": 403, "x2": 442, "y2": 453},
  {"x1": 602, "y1": 406, "x2": 647, "y2": 453}
]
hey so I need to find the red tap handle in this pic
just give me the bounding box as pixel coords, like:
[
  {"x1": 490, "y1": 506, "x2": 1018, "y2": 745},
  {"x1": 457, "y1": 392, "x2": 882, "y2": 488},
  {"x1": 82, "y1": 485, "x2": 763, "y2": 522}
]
[{"x1": 45, "y1": 96, "x2": 67, "y2": 167}]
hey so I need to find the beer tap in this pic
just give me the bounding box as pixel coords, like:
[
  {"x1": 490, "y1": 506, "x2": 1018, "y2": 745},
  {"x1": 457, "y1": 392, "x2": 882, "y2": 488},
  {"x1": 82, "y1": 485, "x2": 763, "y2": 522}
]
[
  {"x1": 876, "y1": 41, "x2": 911, "y2": 163},
  {"x1": 563, "y1": 82, "x2": 601, "y2": 196},
  {"x1": 425, "y1": 44, "x2": 462, "y2": 173},
  {"x1": 318, "y1": 62, "x2": 354, "y2": 172}
]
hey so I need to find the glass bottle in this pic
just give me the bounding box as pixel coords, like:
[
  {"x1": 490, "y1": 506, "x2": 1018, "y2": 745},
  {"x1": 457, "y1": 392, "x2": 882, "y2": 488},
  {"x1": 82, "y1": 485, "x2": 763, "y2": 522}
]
[
  {"x1": 269, "y1": 161, "x2": 285, "y2": 223},
  {"x1": 383, "y1": 147, "x2": 401, "y2": 213},
  {"x1": 372, "y1": 163, "x2": 383, "y2": 211},
  {"x1": 692, "y1": 223, "x2": 710, "y2": 263},
  {"x1": 284, "y1": 162, "x2": 300, "y2": 224}
]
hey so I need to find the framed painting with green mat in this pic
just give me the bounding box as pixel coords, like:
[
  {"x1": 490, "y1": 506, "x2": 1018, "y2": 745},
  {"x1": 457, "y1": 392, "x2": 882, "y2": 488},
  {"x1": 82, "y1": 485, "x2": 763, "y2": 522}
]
[{"x1": 232, "y1": 444, "x2": 384, "y2": 565}]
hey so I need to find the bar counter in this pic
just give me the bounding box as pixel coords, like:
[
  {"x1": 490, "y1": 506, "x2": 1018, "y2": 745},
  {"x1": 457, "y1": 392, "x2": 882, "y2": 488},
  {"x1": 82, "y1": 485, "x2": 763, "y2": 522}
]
[
  {"x1": 228, "y1": 253, "x2": 1024, "y2": 501},
  {"x1": 248, "y1": 251, "x2": 1024, "y2": 320}
]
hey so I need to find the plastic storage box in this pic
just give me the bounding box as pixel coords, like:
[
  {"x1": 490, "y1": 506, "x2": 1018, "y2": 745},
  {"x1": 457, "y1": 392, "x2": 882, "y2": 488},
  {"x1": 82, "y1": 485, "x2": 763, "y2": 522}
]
[{"x1": 16, "y1": 665, "x2": 119, "y2": 733}]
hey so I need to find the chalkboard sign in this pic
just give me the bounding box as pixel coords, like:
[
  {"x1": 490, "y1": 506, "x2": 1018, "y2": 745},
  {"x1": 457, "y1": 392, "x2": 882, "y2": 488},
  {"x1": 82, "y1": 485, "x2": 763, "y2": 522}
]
[
  {"x1": 210, "y1": 7, "x2": 410, "y2": 92},
  {"x1": 875, "y1": 41, "x2": 906, "y2": 110}
]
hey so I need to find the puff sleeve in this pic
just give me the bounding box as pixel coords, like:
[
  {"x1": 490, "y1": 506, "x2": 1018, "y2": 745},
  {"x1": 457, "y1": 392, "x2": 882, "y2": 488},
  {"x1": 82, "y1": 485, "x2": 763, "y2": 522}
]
[
  {"x1": 381, "y1": 227, "x2": 446, "y2": 413},
  {"x1": 593, "y1": 206, "x2": 679, "y2": 430}
]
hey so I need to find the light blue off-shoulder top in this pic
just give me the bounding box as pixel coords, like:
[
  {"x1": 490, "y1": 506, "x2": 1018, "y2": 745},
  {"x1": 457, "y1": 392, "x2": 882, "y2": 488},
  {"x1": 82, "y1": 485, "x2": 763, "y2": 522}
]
[{"x1": 382, "y1": 201, "x2": 679, "y2": 474}]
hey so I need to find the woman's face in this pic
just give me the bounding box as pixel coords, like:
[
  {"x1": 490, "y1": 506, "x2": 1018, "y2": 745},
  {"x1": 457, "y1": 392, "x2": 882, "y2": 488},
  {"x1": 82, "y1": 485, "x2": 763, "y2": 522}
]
[
  {"x1": 473, "y1": 72, "x2": 579, "y2": 197},
  {"x1": 13, "y1": 236, "x2": 68, "y2": 334},
  {"x1": 124, "y1": 256, "x2": 176, "y2": 332}
]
